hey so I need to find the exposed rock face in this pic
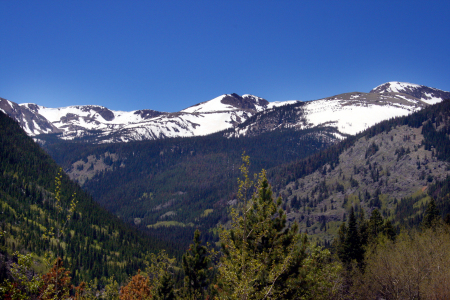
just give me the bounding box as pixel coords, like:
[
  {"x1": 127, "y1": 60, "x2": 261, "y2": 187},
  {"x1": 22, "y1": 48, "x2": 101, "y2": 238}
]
[
  {"x1": 220, "y1": 94, "x2": 269, "y2": 110},
  {"x1": 133, "y1": 109, "x2": 165, "y2": 119},
  {"x1": 0, "y1": 97, "x2": 61, "y2": 135},
  {"x1": 89, "y1": 106, "x2": 115, "y2": 121}
]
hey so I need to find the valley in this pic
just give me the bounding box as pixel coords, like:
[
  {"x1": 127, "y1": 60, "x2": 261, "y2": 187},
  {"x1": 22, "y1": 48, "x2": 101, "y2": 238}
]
[
  {"x1": 2, "y1": 81, "x2": 450, "y2": 250},
  {"x1": 2, "y1": 81, "x2": 450, "y2": 298}
]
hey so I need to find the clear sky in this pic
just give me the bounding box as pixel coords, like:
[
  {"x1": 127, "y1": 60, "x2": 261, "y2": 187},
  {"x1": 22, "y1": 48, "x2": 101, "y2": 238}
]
[{"x1": 1, "y1": 0, "x2": 449, "y2": 112}]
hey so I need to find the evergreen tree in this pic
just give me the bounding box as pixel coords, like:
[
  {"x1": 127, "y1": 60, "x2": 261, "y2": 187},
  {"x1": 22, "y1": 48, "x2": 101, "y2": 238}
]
[
  {"x1": 154, "y1": 272, "x2": 175, "y2": 300},
  {"x1": 368, "y1": 209, "x2": 384, "y2": 241},
  {"x1": 383, "y1": 220, "x2": 396, "y2": 241},
  {"x1": 336, "y1": 222, "x2": 348, "y2": 262},
  {"x1": 217, "y1": 156, "x2": 341, "y2": 299},
  {"x1": 422, "y1": 198, "x2": 440, "y2": 228},
  {"x1": 358, "y1": 209, "x2": 368, "y2": 247},
  {"x1": 346, "y1": 207, "x2": 364, "y2": 264},
  {"x1": 182, "y1": 229, "x2": 211, "y2": 299},
  {"x1": 336, "y1": 207, "x2": 364, "y2": 265}
]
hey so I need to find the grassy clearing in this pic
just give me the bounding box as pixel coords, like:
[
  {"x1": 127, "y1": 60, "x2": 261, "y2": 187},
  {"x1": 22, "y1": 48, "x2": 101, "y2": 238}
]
[{"x1": 147, "y1": 221, "x2": 189, "y2": 229}]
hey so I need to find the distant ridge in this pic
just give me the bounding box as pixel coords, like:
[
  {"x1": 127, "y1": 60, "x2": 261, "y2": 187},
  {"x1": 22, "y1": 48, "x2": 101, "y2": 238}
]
[{"x1": 1, "y1": 82, "x2": 449, "y2": 143}]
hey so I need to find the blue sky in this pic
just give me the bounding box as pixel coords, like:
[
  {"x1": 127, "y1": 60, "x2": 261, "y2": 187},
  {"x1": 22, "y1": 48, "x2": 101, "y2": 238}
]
[{"x1": 1, "y1": 0, "x2": 449, "y2": 112}]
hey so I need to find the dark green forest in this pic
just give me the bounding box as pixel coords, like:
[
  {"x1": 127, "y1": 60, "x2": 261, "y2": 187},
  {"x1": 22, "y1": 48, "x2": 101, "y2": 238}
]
[
  {"x1": 0, "y1": 111, "x2": 178, "y2": 286},
  {"x1": 40, "y1": 123, "x2": 339, "y2": 249}
]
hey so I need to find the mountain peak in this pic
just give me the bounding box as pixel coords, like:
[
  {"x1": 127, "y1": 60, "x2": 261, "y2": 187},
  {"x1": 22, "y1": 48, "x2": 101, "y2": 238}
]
[
  {"x1": 370, "y1": 82, "x2": 450, "y2": 105},
  {"x1": 370, "y1": 81, "x2": 421, "y2": 94},
  {"x1": 220, "y1": 94, "x2": 269, "y2": 111},
  {"x1": 181, "y1": 93, "x2": 269, "y2": 113}
]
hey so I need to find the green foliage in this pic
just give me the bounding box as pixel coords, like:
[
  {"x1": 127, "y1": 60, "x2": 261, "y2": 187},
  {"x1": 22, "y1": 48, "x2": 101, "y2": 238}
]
[
  {"x1": 368, "y1": 209, "x2": 384, "y2": 241},
  {"x1": 336, "y1": 208, "x2": 396, "y2": 268},
  {"x1": 422, "y1": 198, "x2": 440, "y2": 228},
  {"x1": 354, "y1": 226, "x2": 450, "y2": 299},
  {"x1": 182, "y1": 229, "x2": 212, "y2": 299},
  {"x1": 143, "y1": 250, "x2": 177, "y2": 295},
  {"x1": 336, "y1": 208, "x2": 364, "y2": 266},
  {"x1": 0, "y1": 111, "x2": 172, "y2": 286},
  {"x1": 101, "y1": 276, "x2": 120, "y2": 300},
  {"x1": 42, "y1": 125, "x2": 336, "y2": 252},
  {"x1": 217, "y1": 156, "x2": 341, "y2": 299},
  {"x1": 154, "y1": 271, "x2": 175, "y2": 300},
  {"x1": 0, "y1": 252, "x2": 43, "y2": 300}
]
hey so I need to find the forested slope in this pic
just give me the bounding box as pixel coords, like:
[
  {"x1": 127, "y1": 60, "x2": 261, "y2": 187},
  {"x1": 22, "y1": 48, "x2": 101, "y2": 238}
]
[
  {"x1": 0, "y1": 111, "x2": 175, "y2": 285},
  {"x1": 41, "y1": 125, "x2": 339, "y2": 248},
  {"x1": 272, "y1": 99, "x2": 450, "y2": 242}
]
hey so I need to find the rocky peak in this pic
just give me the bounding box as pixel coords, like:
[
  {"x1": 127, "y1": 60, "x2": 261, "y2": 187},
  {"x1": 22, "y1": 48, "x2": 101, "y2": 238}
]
[
  {"x1": 88, "y1": 106, "x2": 115, "y2": 121},
  {"x1": 133, "y1": 109, "x2": 165, "y2": 119},
  {"x1": 220, "y1": 93, "x2": 269, "y2": 110}
]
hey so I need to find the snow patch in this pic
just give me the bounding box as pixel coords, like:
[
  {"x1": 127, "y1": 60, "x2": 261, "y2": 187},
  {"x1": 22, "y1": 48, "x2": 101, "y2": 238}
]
[
  {"x1": 181, "y1": 95, "x2": 232, "y2": 113},
  {"x1": 267, "y1": 100, "x2": 299, "y2": 109},
  {"x1": 304, "y1": 98, "x2": 418, "y2": 135},
  {"x1": 421, "y1": 93, "x2": 442, "y2": 105},
  {"x1": 374, "y1": 81, "x2": 422, "y2": 93}
]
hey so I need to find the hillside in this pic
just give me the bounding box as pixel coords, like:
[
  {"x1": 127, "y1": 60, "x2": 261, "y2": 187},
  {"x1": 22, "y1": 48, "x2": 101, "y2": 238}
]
[
  {"x1": 41, "y1": 125, "x2": 338, "y2": 247},
  {"x1": 273, "y1": 99, "x2": 450, "y2": 243},
  {"x1": 0, "y1": 111, "x2": 176, "y2": 285}
]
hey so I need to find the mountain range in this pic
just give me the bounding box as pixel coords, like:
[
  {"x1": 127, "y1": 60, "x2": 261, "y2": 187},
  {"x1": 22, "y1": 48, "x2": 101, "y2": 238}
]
[
  {"x1": 1, "y1": 81, "x2": 449, "y2": 144},
  {"x1": 2, "y1": 81, "x2": 450, "y2": 287}
]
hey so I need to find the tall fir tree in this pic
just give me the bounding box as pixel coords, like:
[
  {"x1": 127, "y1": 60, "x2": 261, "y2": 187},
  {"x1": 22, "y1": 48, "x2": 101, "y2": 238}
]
[
  {"x1": 336, "y1": 207, "x2": 364, "y2": 265},
  {"x1": 154, "y1": 272, "x2": 175, "y2": 300},
  {"x1": 368, "y1": 209, "x2": 384, "y2": 241},
  {"x1": 217, "y1": 155, "x2": 341, "y2": 299},
  {"x1": 422, "y1": 198, "x2": 440, "y2": 228},
  {"x1": 182, "y1": 229, "x2": 211, "y2": 299}
]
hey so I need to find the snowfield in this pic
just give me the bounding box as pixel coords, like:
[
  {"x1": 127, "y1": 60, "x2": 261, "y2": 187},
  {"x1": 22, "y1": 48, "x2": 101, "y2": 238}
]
[{"x1": 304, "y1": 99, "x2": 417, "y2": 135}]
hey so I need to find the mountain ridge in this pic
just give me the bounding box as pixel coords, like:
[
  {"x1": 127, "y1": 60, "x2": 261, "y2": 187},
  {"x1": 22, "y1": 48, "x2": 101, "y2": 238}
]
[{"x1": 2, "y1": 82, "x2": 449, "y2": 144}]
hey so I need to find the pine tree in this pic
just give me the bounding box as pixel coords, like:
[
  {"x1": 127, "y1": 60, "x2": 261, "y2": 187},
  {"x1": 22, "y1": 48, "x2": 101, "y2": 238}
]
[
  {"x1": 336, "y1": 207, "x2": 364, "y2": 265},
  {"x1": 422, "y1": 198, "x2": 440, "y2": 228},
  {"x1": 182, "y1": 229, "x2": 211, "y2": 299},
  {"x1": 345, "y1": 207, "x2": 364, "y2": 264},
  {"x1": 217, "y1": 155, "x2": 341, "y2": 299},
  {"x1": 358, "y1": 209, "x2": 368, "y2": 247},
  {"x1": 368, "y1": 209, "x2": 384, "y2": 241},
  {"x1": 383, "y1": 220, "x2": 396, "y2": 241},
  {"x1": 154, "y1": 272, "x2": 175, "y2": 300}
]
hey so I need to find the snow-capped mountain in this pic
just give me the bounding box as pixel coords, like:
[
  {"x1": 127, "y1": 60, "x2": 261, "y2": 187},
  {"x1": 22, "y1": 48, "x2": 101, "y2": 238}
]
[
  {"x1": 0, "y1": 93, "x2": 287, "y2": 143},
  {"x1": 227, "y1": 82, "x2": 450, "y2": 138},
  {"x1": 370, "y1": 81, "x2": 447, "y2": 105},
  {"x1": 1, "y1": 82, "x2": 448, "y2": 143},
  {"x1": 0, "y1": 98, "x2": 61, "y2": 135}
]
